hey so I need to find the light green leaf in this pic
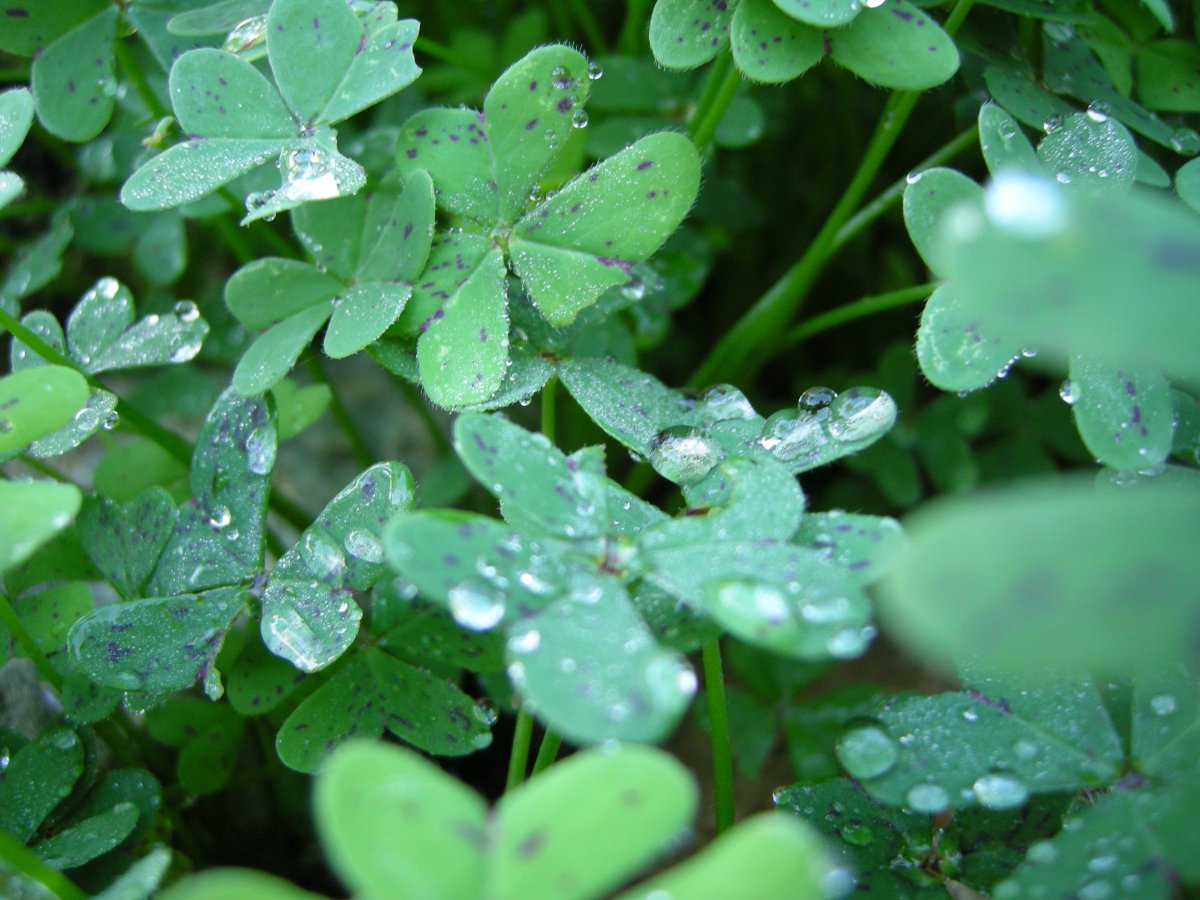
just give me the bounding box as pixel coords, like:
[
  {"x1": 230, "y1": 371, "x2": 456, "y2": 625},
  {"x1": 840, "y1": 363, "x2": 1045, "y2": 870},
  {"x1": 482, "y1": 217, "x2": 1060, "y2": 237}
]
[
  {"x1": 0, "y1": 726, "x2": 84, "y2": 842},
  {"x1": 95, "y1": 847, "x2": 174, "y2": 900},
  {"x1": 394, "y1": 108, "x2": 498, "y2": 225},
  {"x1": 0, "y1": 88, "x2": 35, "y2": 167},
  {"x1": 731, "y1": 0, "x2": 823, "y2": 84},
  {"x1": 1176, "y1": 156, "x2": 1200, "y2": 212},
  {"x1": 512, "y1": 133, "x2": 701, "y2": 325},
  {"x1": 29, "y1": 8, "x2": 119, "y2": 142},
  {"x1": 232, "y1": 303, "x2": 333, "y2": 395},
  {"x1": 226, "y1": 636, "x2": 306, "y2": 716},
  {"x1": 417, "y1": 248, "x2": 508, "y2": 409},
  {"x1": 650, "y1": 0, "x2": 737, "y2": 70},
  {"x1": 0, "y1": 1, "x2": 108, "y2": 56},
  {"x1": 323, "y1": 283, "x2": 411, "y2": 359},
  {"x1": 793, "y1": 511, "x2": 905, "y2": 586},
  {"x1": 983, "y1": 64, "x2": 1076, "y2": 133},
  {"x1": 355, "y1": 169, "x2": 435, "y2": 283},
  {"x1": 491, "y1": 745, "x2": 697, "y2": 900},
  {"x1": 828, "y1": 1, "x2": 959, "y2": 90},
  {"x1": 773, "y1": 0, "x2": 860, "y2": 26},
  {"x1": 225, "y1": 257, "x2": 343, "y2": 329},
  {"x1": 507, "y1": 576, "x2": 696, "y2": 744},
  {"x1": 1137, "y1": 39, "x2": 1200, "y2": 113},
  {"x1": 121, "y1": 138, "x2": 290, "y2": 211},
  {"x1": 916, "y1": 283, "x2": 1019, "y2": 393},
  {"x1": 1067, "y1": 358, "x2": 1174, "y2": 470},
  {"x1": 318, "y1": 18, "x2": 420, "y2": 125},
  {"x1": 0, "y1": 365, "x2": 89, "y2": 455},
  {"x1": 158, "y1": 868, "x2": 323, "y2": 900},
  {"x1": 618, "y1": 814, "x2": 831, "y2": 899},
  {"x1": 879, "y1": 476, "x2": 1200, "y2": 674},
  {"x1": 1037, "y1": 111, "x2": 1137, "y2": 193},
  {"x1": 69, "y1": 587, "x2": 246, "y2": 692},
  {"x1": 266, "y1": 0, "x2": 361, "y2": 125},
  {"x1": 0, "y1": 170, "x2": 22, "y2": 209},
  {"x1": 1130, "y1": 664, "x2": 1200, "y2": 783},
  {"x1": 65, "y1": 276, "x2": 134, "y2": 367},
  {"x1": 978, "y1": 101, "x2": 1041, "y2": 175},
  {"x1": 272, "y1": 379, "x2": 331, "y2": 440},
  {"x1": 31, "y1": 803, "x2": 139, "y2": 869},
  {"x1": 903, "y1": 167, "x2": 981, "y2": 279},
  {"x1": 315, "y1": 740, "x2": 488, "y2": 900},
  {"x1": 170, "y1": 47, "x2": 295, "y2": 138}
]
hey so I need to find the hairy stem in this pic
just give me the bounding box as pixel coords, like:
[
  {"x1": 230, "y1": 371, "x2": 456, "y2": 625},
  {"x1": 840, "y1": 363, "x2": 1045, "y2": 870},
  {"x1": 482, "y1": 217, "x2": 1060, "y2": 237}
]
[
  {"x1": 702, "y1": 638, "x2": 735, "y2": 834},
  {"x1": 688, "y1": 51, "x2": 739, "y2": 152}
]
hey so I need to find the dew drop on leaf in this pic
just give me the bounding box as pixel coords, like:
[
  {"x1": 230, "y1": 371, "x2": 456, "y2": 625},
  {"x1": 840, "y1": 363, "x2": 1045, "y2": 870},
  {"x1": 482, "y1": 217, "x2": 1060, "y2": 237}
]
[
  {"x1": 174, "y1": 300, "x2": 200, "y2": 322},
  {"x1": 244, "y1": 426, "x2": 276, "y2": 476},
  {"x1": 508, "y1": 625, "x2": 541, "y2": 654},
  {"x1": 223, "y1": 15, "x2": 268, "y2": 53},
  {"x1": 1150, "y1": 694, "x2": 1177, "y2": 715},
  {"x1": 343, "y1": 528, "x2": 384, "y2": 563},
  {"x1": 648, "y1": 425, "x2": 721, "y2": 484},
  {"x1": 835, "y1": 725, "x2": 898, "y2": 779},
  {"x1": 983, "y1": 170, "x2": 1067, "y2": 239},
  {"x1": 587, "y1": 60, "x2": 603, "y2": 80},
  {"x1": 827, "y1": 388, "x2": 897, "y2": 443},
  {"x1": 695, "y1": 384, "x2": 756, "y2": 423},
  {"x1": 905, "y1": 782, "x2": 949, "y2": 812},
  {"x1": 447, "y1": 580, "x2": 504, "y2": 631},
  {"x1": 301, "y1": 531, "x2": 347, "y2": 580},
  {"x1": 207, "y1": 505, "x2": 231, "y2": 529},
  {"x1": 972, "y1": 772, "x2": 1029, "y2": 809},
  {"x1": 571, "y1": 109, "x2": 588, "y2": 129}
]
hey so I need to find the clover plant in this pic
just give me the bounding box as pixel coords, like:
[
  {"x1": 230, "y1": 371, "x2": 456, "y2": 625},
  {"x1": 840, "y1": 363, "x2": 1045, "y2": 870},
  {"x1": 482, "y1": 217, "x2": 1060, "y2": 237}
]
[{"x1": 1, "y1": 0, "x2": 1199, "y2": 897}]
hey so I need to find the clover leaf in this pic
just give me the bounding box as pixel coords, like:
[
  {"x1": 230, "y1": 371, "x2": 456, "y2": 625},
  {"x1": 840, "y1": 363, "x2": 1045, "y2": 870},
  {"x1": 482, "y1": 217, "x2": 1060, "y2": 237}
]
[
  {"x1": 650, "y1": 0, "x2": 959, "y2": 89},
  {"x1": 121, "y1": 0, "x2": 421, "y2": 222},
  {"x1": 389, "y1": 44, "x2": 701, "y2": 408},
  {"x1": 225, "y1": 169, "x2": 435, "y2": 394},
  {"x1": 0, "y1": 88, "x2": 34, "y2": 209}
]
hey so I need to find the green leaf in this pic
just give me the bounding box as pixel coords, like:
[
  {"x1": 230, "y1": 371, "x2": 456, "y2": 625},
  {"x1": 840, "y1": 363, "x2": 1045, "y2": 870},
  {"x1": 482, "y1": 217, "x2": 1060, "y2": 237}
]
[
  {"x1": 323, "y1": 283, "x2": 411, "y2": 359},
  {"x1": 121, "y1": 138, "x2": 291, "y2": 211},
  {"x1": 0, "y1": 480, "x2": 82, "y2": 575},
  {"x1": 29, "y1": 8, "x2": 119, "y2": 142},
  {"x1": 618, "y1": 814, "x2": 831, "y2": 899},
  {"x1": 0, "y1": 365, "x2": 90, "y2": 455},
  {"x1": 1037, "y1": 111, "x2": 1137, "y2": 193},
  {"x1": 1067, "y1": 358, "x2": 1174, "y2": 470},
  {"x1": 512, "y1": 133, "x2": 701, "y2": 325},
  {"x1": 232, "y1": 303, "x2": 333, "y2": 395},
  {"x1": 942, "y1": 172, "x2": 1200, "y2": 380},
  {"x1": 354, "y1": 169, "x2": 436, "y2": 283},
  {"x1": 827, "y1": 1, "x2": 959, "y2": 91},
  {"x1": 226, "y1": 635, "x2": 306, "y2": 716},
  {"x1": 730, "y1": 0, "x2": 823, "y2": 84},
  {"x1": 69, "y1": 587, "x2": 246, "y2": 692},
  {"x1": 984, "y1": 64, "x2": 1076, "y2": 132},
  {"x1": 95, "y1": 847, "x2": 174, "y2": 900},
  {"x1": 272, "y1": 379, "x2": 331, "y2": 441},
  {"x1": 262, "y1": 462, "x2": 413, "y2": 672},
  {"x1": 1137, "y1": 40, "x2": 1200, "y2": 113},
  {"x1": 491, "y1": 744, "x2": 697, "y2": 900},
  {"x1": 0, "y1": 1, "x2": 108, "y2": 55},
  {"x1": 225, "y1": 258, "x2": 343, "y2": 329},
  {"x1": 879, "y1": 476, "x2": 1200, "y2": 674},
  {"x1": 317, "y1": 17, "x2": 421, "y2": 126},
  {"x1": 903, "y1": 167, "x2": 982, "y2": 279},
  {"x1": 1131, "y1": 664, "x2": 1200, "y2": 782},
  {"x1": 177, "y1": 716, "x2": 245, "y2": 796},
  {"x1": 0, "y1": 726, "x2": 84, "y2": 842},
  {"x1": 849, "y1": 673, "x2": 1121, "y2": 813},
  {"x1": 0, "y1": 88, "x2": 35, "y2": 167},
  {"x1": 158, "y1": 868, "x2": 324, "y2": 900},
  {"x1": 394, "y1": 109, "x2": 498, "y2": 225},
  {"x1": 31, "y1": 802, "x2": 139, "y2": 869},
  {"x1": 277, "y1": 649, "x2": 491, "y2": 773},
  {"x1": 916, "y1": 283, "x2": 1020, "y2": 393},
  {"x1": 416, "y1": 248, "x2": 508, "y2": 408},
  {"x1": 149, "y1": 389, "x2": 275, "y2": 595},
  {"x1": 1175, "y1": 156, "x2": 1200, "y2": 213},
  {"x1": 507, "y1": 576, "x2": 696, "y2": 743},
  {"x1": 649, "y1": 0, "x2": 736, "y2": 70},
  {"x1": 452, "y1": 413, "x2": 609, "y2": 540},
  {"x1": 170, "y1": 47, "x2": 295, "y2": 138},
  {"x1": 315, "y1": 740, "x2": 488, "y2": 900},
  {"x1": 266, "y1": 0, "x2": 362, "y2": 126},
  {"x1": 792, "y1": 511, "x2": 905, "y2": 586},
  {"x1": 8, "y1": 582, "x2": 92, "y2": 655}
]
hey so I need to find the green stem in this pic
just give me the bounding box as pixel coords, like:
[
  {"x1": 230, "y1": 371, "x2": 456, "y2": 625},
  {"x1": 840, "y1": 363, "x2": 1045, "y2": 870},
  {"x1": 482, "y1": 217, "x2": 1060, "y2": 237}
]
[
  {"x1": 112, "y1": 34, "x2": 169, "y2": 120},
  {"x1": 306, "y1": 358, "x2": 373, "y2": 470},
  {"x1": 541, "y1": 375, "x2": 558, "y2": 445},
  {"x1": 0, "y1": 829, "x2": 87, "y2": 900},
  {"x1": 687, "y1": 0, "x2": 977, "y2": 388},
  {"x1": 530, "y1": 729, "x2": 563, "y2": 776},
  {"x1": 618, "y1": 0, "x2": 651, "y2": 55},
  {"x1": 0, "y1": 591, "x2": 63, "y2": 691},
  {"x1": 781, "y1": 282, "x2": 934, "y2": 348},
  {"x1": 16, "y1": 455, "x2": 82, "y2": 488},
  {"x1": 0, "y1": 198, "x2": 59, "y2": 219},
  {"x1": 505, "y1": 708, "x2": 535, "y2": 792},
  {"x1": 702, "y1": 638, "x2": 734, "y2": 834},
  {"x1": 417, "y1": 37, "x2": 494, "y2": 77},
  {"x1": 832, "y1": 123, "x2": 978, "y2": 253},
  {"x1": 688, "y1": 52, "x2": 739, "y2": 151},
  {"x1": 0, "y1": 68, "x2": 30, "y2": 83},
  {"x1": 566, "y1": 0, "x2": 608, "y2": 52},
  {"x1": 393, "y1": 377, "x2": 452, "y2": 455},
  {"x1": 0, "y1": 308, "x2": 312, "y2": 533}
]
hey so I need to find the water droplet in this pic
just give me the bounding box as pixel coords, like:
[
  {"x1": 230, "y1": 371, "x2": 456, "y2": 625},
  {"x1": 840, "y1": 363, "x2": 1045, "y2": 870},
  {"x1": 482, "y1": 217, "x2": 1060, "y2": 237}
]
[
  {"x1": 827, "y1": 625, "x2": 874, "y2": 658},
  {"x1": 448, "y1": 581, "x2": 504, "y2": 631},
  {"x1": 648, "y1": 425, "x2": 721, "y2": 485},
  {"x1": 1079, "y1": 881, "x2": 1113, "y2": 900},
  {"x1": 244, "y1": 426, "x2": 276, "y2": 476},
  {"x1": 827, "y1": 388, "x2": 897, "y2": 443},
  {"x1": 1089, "y1": 855, "x2": 1117, "y2": 873},
  {"x1": 207, "y1": 505, "x2": 231, "y2": 529},
  {"x1": 49, "y1": 730, "x2": 78, "y2": 751},
  {"x1": 972, "y1": 772, "x2": 1028, "y2": 809},
  {"x1": 840, "y1": 822, "x2": 874, "y2": 845},
  {"x1": 821, "y1": 867, "x2": 856, "y2": 899},
  {"x1": 571, "y1": 108, "x2": 588, "y2": 129},
  {"x1": 1013, "y1": 739, "x2": 1039, "y2": 760},
  {"x1": 74, "y1": 407, "x2": 100, "y2": 431},
  {"x1": 962, "y1": 709, "x2": 979, "y2": 722},
  {"x1": 173, "y1": 300, "x2": 200, "y2": 322},
  {"x1": 301, "y1": 531, "x2": 347, "y2": 580},
  {"x1": 984, "y1": 170, "x2": 1068, "y2": 239},
  {"x1": 836, "y1": 725, "x2": 898, "y2": 779},
  {"x1": 621, "y1": 277, "x2": 646, "y2": 301},
  {"x1": 695, "y1": 384, "x2": 756, "y2": 422},
  {"x1": 471, "y1": 732, "x2": 493, "y2": 749},
  {"x1": 551, "y1": 65, "x2": 571, "y2": 88},
  {"x1": 1042, "y1": 114, "x2": 1063, "y2": 134},
  {"x1": 223, "y1": 15, "x2": 268, "y2": 53},
  {"x1": 799, "y1": 386, "x2": 837, "y2": 410},
  {"x1": 0, "y1": 419, "x2": 13, "y2": 434},
  {"x1": 1059, "y1": 379, "x2": 1079, "y2": 404},
  {"x1": 509, "y1": 626, "x2": 541, "y2": 654},
  {"x1": 906, "y1": 170, "x2": 923, "y2": 185},
  {"x1": 1170, "y1": 127, "x2": 1200, "y2": 155},
  {"x1": 1150, "y1": 694, "x2": 1177, "y2": 716},
  {"x1": 864, "y1": 0, "x2": 886, "y2": 6},
  {"x1": 757, "y1": 409, "x2": 826, "y2": 461},
  {"x1": 587, "y1": 60, "x2": 604, "y2": 80},
  {"x1": 344, "y1": 529, "x2": 384, "y2": 563},
  {"x1": 905, "y1": 782, "x2": 949, "y2": 813},
  {"x1": 1085, "y1": 101, "x2": 1110, "y2": 123}
]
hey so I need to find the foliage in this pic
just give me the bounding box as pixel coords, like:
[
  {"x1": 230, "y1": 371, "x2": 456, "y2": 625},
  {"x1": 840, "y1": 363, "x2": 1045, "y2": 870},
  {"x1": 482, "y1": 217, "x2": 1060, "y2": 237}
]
[{"x1": 1, "y1": 0, "x2": 1198, "y2": 897}]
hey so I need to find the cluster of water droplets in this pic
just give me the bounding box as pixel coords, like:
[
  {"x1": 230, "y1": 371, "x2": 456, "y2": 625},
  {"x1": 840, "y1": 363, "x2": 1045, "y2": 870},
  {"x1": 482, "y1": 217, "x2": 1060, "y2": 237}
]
[
  {"x1": 223, "y1": 16, "x2": 268, "y2": 54},
  {"x1": 756, "y1": 386, "x2": 897, "y2": 464},
  {"x1": 247, "y1": 147, "x2": 349, "y2": 219}
]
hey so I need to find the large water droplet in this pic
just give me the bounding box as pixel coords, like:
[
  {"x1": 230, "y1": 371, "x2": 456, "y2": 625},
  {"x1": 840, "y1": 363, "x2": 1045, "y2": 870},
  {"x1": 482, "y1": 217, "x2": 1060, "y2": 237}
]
[
  {"x1": 344, "y1": 529, "x2": 384, "y2": 564},
  {"x1": 508, "y1": 625, "x2": 541, "y2": 654},
  {"x1": 972, "y1": 772, "x2": 1029, "y2": 809},
  {"x1": 223, "y1": 15, "x2": 268, "y2": 53},
  {"x1": 207, "y1": 506, "x2": 232, "y2": 529},
  {"x1": 1027, "y1": 839, "x2": 1058, "y2": 864},
  {"x1": 905, "y1": 782, "x2": 949, "y2": 813},
  {"x1": 1150, "y1": 694, "x2": 1177, "y2": 716},
  {"x1": 301, "y1": 531, "x2": 347, "y2": 580},
  {"x1": 835, "y1": 725, "x2": 898, "y2": 779},
  {"x1": 587, "y1": 60, "x2": 604, "y2": 80},
  {"x1": 1059, "y1": 379, "x2": 1079, "y2": 404},
  {"x1": 1085, "y1": 101, "x2": 1110, "y2": 123},
  {"x1": 174, "y1": 300, "x2": 200, "y2": 322},
  {"x1": 827, "y1": 388, "x2": 897, "y2": 442},
  {"x1": 696, "y1": 384, "x2": 757, "y2": 423},
  {"x1": 245, "y1": 426, "x2": 276, "y2": 475},
  {"x1": 571, "y1": 108, "x2": 588, "y2": 129},
  {"x1": 756, "y1": 409, "x2": 826, "y2": 461},
  {"x1": 448, "y1": 580, "x2": 504, "y2": 631},
  {"x1": 648, "y1": 425, "x2": 721, "y2": 485}
]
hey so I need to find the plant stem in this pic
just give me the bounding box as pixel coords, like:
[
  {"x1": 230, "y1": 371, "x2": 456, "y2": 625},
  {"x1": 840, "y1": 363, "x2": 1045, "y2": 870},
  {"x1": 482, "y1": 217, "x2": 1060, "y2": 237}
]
[
  {"x1": 0, "y1": 308, "x2": 312, "y2": 533},
  {"x1": 505, "y1": 708, "x2": 535, "y2": 792},
  {"x1": 112, "y1": 34, "x2": 169, "y2": 120},
  {"x1": 618, "y1": 0, "x2": 651, "y2": 55},
  {"x1": 831, "y1": 123, "x2": 978, "y2": 254},
  {"x1": 0, "y1": 591, "x2": 63, "y2": 691},
  {"x1": 566, "y1": 0, "x2": 607, "y2": 52},
  {"x1": 306, "y1": 358, "x2": 373, "y2": 470},
  {"x1": 0, "y1": 829, "x2": 87, "y2": 900},
  {"x1": 416, "y1": 37, "x2": 494, "y2": 77},
  {"x1": 688, "y1": 52, "x2": 739, "y2": 151},
  {"x1": 688, "y1": 0, "x2": 977, "y2": 388},
  {"x1": 781, "y1": 282, "x2": 935, "y2": 348},
  {"x1": 16, "y1": 455, "x2": 82, "y2": 488},
  {"x1": 702, "y1": 638, "x2": 734, "y2": 834},
  {"x1": 530, "y1": 729, "x2": 562, "y2": 776},
  {"x1": 541, "y1": 375, "x2": 558, "y2": 444}
]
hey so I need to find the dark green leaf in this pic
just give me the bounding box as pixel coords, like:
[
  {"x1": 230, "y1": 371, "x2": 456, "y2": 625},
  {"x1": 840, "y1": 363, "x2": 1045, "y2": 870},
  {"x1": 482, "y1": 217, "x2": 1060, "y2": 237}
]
[
  {"x1": 730, "y1": 0, "x2": 822, "y2": 84},
  {"x1": 828, "y1": 1, "x2": 959, "y2": 91},
  {"x1": 31, "y1": 802, "x2": 139, "y2": 869},
  {"x1": 0, "y1": 726, "x2": 84, "y2": 843},
  {"x1": 29, "y1": 9, "x2": 119, "y2": 142}
]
